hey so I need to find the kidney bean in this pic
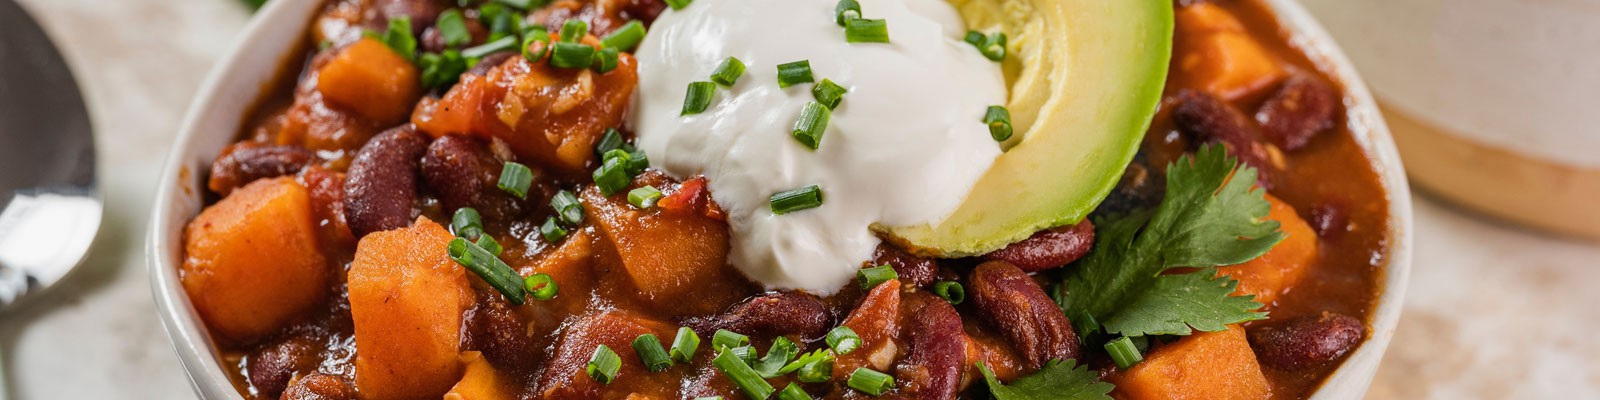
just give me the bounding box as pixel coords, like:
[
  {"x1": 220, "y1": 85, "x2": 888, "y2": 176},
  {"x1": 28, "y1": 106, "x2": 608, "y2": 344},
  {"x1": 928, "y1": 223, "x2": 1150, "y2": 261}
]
[
  {"x1": 1248, "y1": 312, "x2": 1365, "y2": 371},
  {"x1": 246, "y1": 334, "x2": 319, "y2": 398},
  {"x1": 1256, "y1": 74, "x2": 1340, "y2": 151},
  {"x1": 685, "y1": 291, "x2": 831, "y2": 340},
  {"x1": 281, "y1": 373, "x2": 354, "y2": 400},
  {"x1": 462, "y1": 290, "x2": 539, "y2": 371},
  {"x1": 981, "y1": 220, "x2": 1095, "y2": 272},
  {"x1": 1309, "y1": 201, "x2": 1349, "y2": 239},
  {"x1": 870, "y1": 242, "x2": 938, "y2": 287},
  {"x1": 969, "y1": 261, "x2": 1080, "y2": 371},
  {"x1": 1173, "y1": 89, "x2": 1279, "y2": 188},
  {"x1": 376, "y1": 0, "x2": 443, "y2": 35},
  {"x1": 207, "y1": 143, "x2": 317, "y2": 196},
  {"x1": 344, "y1": 126, "x2": 427, "y2": 238},
  {"x1": 421, "y1": 135, "x2": 526, "y2": 220},
  {"x1": 895, "y1": 292, "x2": 966, "y2": 400}
]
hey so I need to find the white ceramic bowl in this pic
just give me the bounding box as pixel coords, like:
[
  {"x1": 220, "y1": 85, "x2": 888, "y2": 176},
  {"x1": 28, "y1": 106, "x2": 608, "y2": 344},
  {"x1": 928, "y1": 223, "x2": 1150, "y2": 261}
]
[{"x1": 146, "y1": 0, "x2": 1413, "y2": 398}]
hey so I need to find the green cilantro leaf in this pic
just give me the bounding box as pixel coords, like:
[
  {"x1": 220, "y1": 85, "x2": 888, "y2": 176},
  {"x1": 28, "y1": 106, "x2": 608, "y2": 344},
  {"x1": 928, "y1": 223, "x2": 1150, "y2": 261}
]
[
  {"x1": 979, "y1": 360, "x2": 1113, "y2": 400},
  {"x1": 1058, "y1": 144, "x2": 1281, "y2": 338}
]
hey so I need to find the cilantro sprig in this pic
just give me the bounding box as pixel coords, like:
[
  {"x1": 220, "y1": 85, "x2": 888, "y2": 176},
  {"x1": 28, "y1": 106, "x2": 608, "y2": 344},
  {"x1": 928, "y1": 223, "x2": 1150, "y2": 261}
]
[{"x1": 980, "y1": 360, "x2": 1113, "y2": 400}]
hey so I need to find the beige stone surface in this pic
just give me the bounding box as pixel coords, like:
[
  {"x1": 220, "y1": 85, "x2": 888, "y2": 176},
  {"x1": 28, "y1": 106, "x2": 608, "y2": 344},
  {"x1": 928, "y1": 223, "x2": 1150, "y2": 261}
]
[{"x1": 0, "y1": 0, "x2": 1595, "y2": 399}]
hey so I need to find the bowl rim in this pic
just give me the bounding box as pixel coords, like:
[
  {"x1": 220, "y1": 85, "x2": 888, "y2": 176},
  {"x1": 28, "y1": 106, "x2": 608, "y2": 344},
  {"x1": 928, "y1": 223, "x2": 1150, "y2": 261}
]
[{"x1": 145, "y1": 0, "x2": 1413, "y2": 398}]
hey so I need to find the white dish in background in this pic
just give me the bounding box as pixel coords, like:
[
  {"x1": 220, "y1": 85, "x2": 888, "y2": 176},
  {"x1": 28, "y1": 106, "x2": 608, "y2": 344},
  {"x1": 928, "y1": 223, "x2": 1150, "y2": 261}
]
[{"x1": 146, "y1": 0, "x2": 1413, "y2": 398}]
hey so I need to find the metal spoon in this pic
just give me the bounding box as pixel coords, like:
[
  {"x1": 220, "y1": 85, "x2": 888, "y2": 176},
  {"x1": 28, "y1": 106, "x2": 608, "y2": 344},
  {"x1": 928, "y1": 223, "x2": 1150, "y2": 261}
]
[{"x1": 0, "y1": 0, "x2": 102, "y2": 311}]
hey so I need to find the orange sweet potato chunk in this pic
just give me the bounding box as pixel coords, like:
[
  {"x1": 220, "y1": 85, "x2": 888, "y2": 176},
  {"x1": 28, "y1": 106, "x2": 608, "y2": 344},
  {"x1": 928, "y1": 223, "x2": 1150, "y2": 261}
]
[
  {"x1": 349, "y1": 217, "x2": 472, "y2": 400},
  {"x1": 445, "y1": 352, "x2": 517, "y2": 400},
  {"x1": 537, "y1": 310, "x2": 680, "y2": 398},
  {"x1": 1219, "y1": 194, "x2": 1317, "y2": 308},
  {"x1": 182, "y1": 177, "x2": 327, "y2": 343},
  {"x1": 1111, "y1": 325, "x2": 1270, "y2": 400},
  {"x1": 580, "y1": 175, "x2": 744, "y2": 316},
  {"x1": 317, "y1": 37, "x2": 421, "y2": 125},
  {"x1": 1174, "y1": 3, "x2": 1284, "y2": 100}
]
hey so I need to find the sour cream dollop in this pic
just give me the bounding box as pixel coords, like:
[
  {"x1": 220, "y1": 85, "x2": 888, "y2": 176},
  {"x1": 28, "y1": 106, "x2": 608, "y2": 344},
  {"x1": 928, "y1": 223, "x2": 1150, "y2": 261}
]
[{"x1": 631, "y1": 0, "x2": 1005, "y2": 294}]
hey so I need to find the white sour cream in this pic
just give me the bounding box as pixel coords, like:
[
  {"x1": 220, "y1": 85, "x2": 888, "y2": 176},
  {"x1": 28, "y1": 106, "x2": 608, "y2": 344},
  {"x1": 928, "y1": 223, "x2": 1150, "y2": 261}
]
[{"x1": 631, "y1": 0, "x2": 1005, "y2": 294}]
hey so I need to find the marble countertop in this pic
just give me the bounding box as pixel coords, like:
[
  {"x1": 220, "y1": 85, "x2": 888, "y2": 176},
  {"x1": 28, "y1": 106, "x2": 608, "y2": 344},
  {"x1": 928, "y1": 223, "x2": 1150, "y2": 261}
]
[{"x1": 1, "y1": 0, "x2": 1595, "y2": 398}]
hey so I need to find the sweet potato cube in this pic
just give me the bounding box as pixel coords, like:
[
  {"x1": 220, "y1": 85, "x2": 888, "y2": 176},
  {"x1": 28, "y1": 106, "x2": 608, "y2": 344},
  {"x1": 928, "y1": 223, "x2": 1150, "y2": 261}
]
[
  {"x1": 445, "y1": 352, "x2": 517, "y2": 400},
  {"x1": 1111, "y1": 325, "x2": 1270, "y2": 400},
  {"x1": 581, "y1": 175, "x2": 743, "y2": 316},
  {"x1": 1174, "y1": 4, "x2": 1284, "y2": 100},
  {"x1": 317, "y1": 37, "x2": 421, "y2": 125},
  {"x1": 537, "y1": 311, "x2": 680, "y2": 398},
  {"x1": 349, "y1": 217, "x2": 472, "y2": 400},
  {"x1": 1220, "y1": 194, "x2": 1317, "y2": 308},
  {"x1": 524, "y1": 229, "x2": 599, "y2": 318},
  {"x1": 182, "y1": 177, "x2": 327, "y2": 343}
]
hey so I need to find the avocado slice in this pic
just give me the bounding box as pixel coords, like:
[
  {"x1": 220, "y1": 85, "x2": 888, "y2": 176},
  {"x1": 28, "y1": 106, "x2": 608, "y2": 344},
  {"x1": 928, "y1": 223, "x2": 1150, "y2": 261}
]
[{"x1": 882, "y1": 0, "x2": 1173, "y2": 257}]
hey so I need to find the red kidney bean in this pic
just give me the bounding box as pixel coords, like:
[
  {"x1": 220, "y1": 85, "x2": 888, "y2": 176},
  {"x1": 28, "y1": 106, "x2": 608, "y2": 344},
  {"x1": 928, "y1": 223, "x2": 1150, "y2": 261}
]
[
  {"x1": 344, "y1": 126, "x2": 427, "y2": 238},
  {"x1": 969, "y1": 261, "x2": 1080, "y2": 371},
  {"x1": 1173, "y1": 89, "x2": 1278, "y2": 188},
  {"x1": 207, "y1": 143, "x2": 317, "y2": 196},
  {"x1": 1256, "y1": 75, "x2": 1340, "y2": 151},
  {"x1": 281, "y1": 373, "x2": 354, "y2": 400},
  {"x1": 1248, "y1": 312, "x2": 1365, "y2": 371},
  {"x1": 376, "y1": 0, "x2": 443, "y2": 35},
  {"x1": 895, "y1": 292, "x2": 966, "y2": 400},
  {"x1": 421, "y1": 135, "x2": 526, "y2": 221},
  {"x1": 246, "y1": 334, "x2": 319, "y2": 399},
  {"x1": 870, "y1": 242, "x2": 938, "y2": 287},
  {"x1": 530, "y1": 0, "x2": 666, "y2": 37},
  {"x1": 466, "y1": 51, "x2": 518, "y2": 77},
  {"x1": 685, "y1": 291, "x2": 831, "y2": 340},
  {"x1": 981, "y1": 220, "x2": 1095, "y2": 272},
  {"x1": 1309, "y1": 201, "x2": 1349, "y2": 239},
  {"x1": 462, "y1": 290, "x2": 539, "y2": 371}
]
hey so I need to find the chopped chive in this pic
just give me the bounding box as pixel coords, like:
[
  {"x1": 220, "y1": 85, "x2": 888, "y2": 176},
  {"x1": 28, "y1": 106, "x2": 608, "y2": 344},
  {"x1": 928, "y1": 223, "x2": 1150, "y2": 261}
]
[
  {"x1": 560, "y1": 19, "x2": 588, "y2": 43},
  {"x1": 727, "y1": 345, "x2": 758, "y2": 365},
  {"x1": 769, "y1": 185, "x2": 823, "y2": 215},
  {"x1": 713, "y1": 348, "x2": 774, "y2": 400},
  {"x1": 693, "y1": 398, "x2": 722, "y2": 400},
  {"x1": 777, "y1": 383, "x2": 813, "y2": 400},
  {"x1": 549, "y1": 42, "x2": 596, "y2": 69},
  {"x1": 595, "y1": 128, "x2": 626, "y2": 155},
  {"x1": 462, "y1": 35, "x2": 518, "y2": 59},
  {"x1": 522, "y1": 31, "x2": 551, "y2": 61},
  {"x1": 663, "y1": 0, "x2": 691, "y2": 10},
  {"x1": 632, "y1": 334, "x2": 674, "y2": 372},
  {"x1": 753, "y1": 337, "x2": 799, "y2": 378},
  {"x1": 847, "y1": 368, "x2": 894, "y2": 396},
  {"x1": 540, "y1": 217, "x2": 568, "y2": 242},
  {"x1": 628, "y1": 186, "x2": 663, "y2": 208},
  {"x1": 845, "y1": 19, "x2": 889, "y2": 43},
  {"x1": 447, "y1": 238, "x2": 527, "y2": 305},
  {"x1": 712, "y1": 329, "x2": 749, "y2": 350},
  {"x1": 777, "y1": 348, "x2": 832, "y2": 376},
  {"x1": 984, "y1": 105, "x2": 1013, "y2": 141},
  {"x1": 811, "y1": 79, "x2": 846, "y2": 109},
  {"x1": 982, "y1": 33, "x2": 1007, "y2": 60},
  {"x1": 591, "y1": 47, "x2": 620, "y2": 73},
  {"x1": 835, "y1": 0, "x2": 861, "y2": 25},
  {"x1": 592, "y1": 156, "x2": 631, "y2": 196},
  {"x1": 475, "y1": 234, "x2": 503, "y2": 256},
  {"x1": 795, "y1": 353, "x2": 833, "y2": 383},
  {"x1": 600, "y1": 20, "x2": 647, "y2": 52},
  {"x1": 494, "y1": 0, "x2": 537, "y2": 10},
  {"x1": 856, "y1": 265, "x2": 898, "y2": 289},
  {"x1": 681, "y1": 81, "x2": 717, "y2": 115},
  {"x1": 497, "y1": 162, "x2": 534, "y2": 198},
  {"x1": 551, "y1": 190, "x2": 584, "y2": 225},
  {"x1": 625, "y1": 149, "x2": 650, "y2": 175},
  {"x1": 587, "y1": 345, "x2": 622, "y2": 384},
  {"x1": 791, "y1": 102, "x2": 830, "y2": 150},
  {"x1": 436, "y1": 10, "x2": 472, "y2": 48},
  {"x1": 776, "y1": 60, "x2": 814, "y2": 88},
  {"x1": 378, "y1": 17, "x2": 417, "y2": 61},
  {"x1": 524, "y1": 273, "x2": 558, "y2": 300},
  {"x1": 826, "y1": 326, "x2": 860, "y2": 355},
  {"x1": 931, "y1": 281, "x2": 964, "y2": 305},
  {"x1": 963, "y1": 30, "x2": 986, "y2": 47},
  {"x1": 670, "y1": 327, "x2": 700, "y2": 363},
  {"x1": 1106, "y1": 336, "x2": 1144, "y2": 369},
  {"x1": 710, "y1": 57, "x2": 746, "y2": 87},
  {"x1": 419, "y1": 49, "x2": 471, "y2": 89},
  {"x1": 451, "y1": 207, "x2": 484, "y2": 240}
]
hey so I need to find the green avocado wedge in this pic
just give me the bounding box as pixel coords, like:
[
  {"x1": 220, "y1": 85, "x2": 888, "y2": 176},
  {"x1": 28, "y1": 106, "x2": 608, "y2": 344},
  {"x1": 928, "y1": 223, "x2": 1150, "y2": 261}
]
[{"x1": 882, "y1": 0, "x2": 1173, "y2": 257}]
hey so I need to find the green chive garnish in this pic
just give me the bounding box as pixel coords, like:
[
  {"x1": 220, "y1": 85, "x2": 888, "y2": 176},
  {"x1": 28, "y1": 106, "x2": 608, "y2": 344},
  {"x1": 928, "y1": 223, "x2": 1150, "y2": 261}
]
[
  {"x1": 497, "y1": 162, "x2": 533, "y2": 198},
  {"x1": 451, "y1": 207, "x2": 484, "y2": 240},
  {"x1": 670, "y1": 327, "x2": 700, "y2": 363},
  {"x1": 587, "y1": 345, "x2": 622, "y2": 384},
  {"x1": 522, "y1": 31, "x2": 551, "y2": 61},
  {"x1": 712, "y1": 329, "x2": 749, "y2": 351},
  {"x1": 592, "y1": 155, "x2": 631, "y2": 196},
  {"x1": 625, "y1": 149, "x2": 650, "y2": 176},
  {"x1": 591, "y1": 47, "x2": 620, "y2": 73},
  {"x1": 681, "y1": 81, "x2": 717, "y2": 115},
  {"x1": 462, "y1": 35, "x2": 518, "y2": 59},
  {"x1": 1106, "y1": 336, "x2": 1144, "y2": 369},
  {"x1": 418, "y1": 50, "x2": 470, "y2": 89},
  {"x1": 727, "y1": 345, "x2": 758, "y2": 365},
  {"x1": 812, "y1": 79, "x2": 846, "y2": 109},
  {"x1": 795, "y1": 353, "x2": 834, "y2": 383},
  {"x1": 847, "y1": 368, "x2": 894, "y2": 396},
  {"x1": 494, "y1": 0, "x2": 536, "y2": 10},
  {"x1": 447, "y1": 238, "x2": 527, "y2": 305},
  {"x1": 551, "y1": 190, "x2": 584, "y2": 225},
  {"x1": 632, "y1": 334, "x2": 674, "y2": 372},
  {"x1": 713, "y1": 348, "x2": 774, "y2": 400},
  {"x1": 984, "y1": 105, "x2": 1013, "y2": 141},
  {"x1": 769, "y1": 185, "x2": 824, "y2": 215},
  {"x1": 792, "y1": 101, "x2": 830, "y2": 150},
  {"x1": 777, "y1": 383, "x2": 813, "y2": 400},
  {"x1": 932, "y1": 281, "x2": 964, "y2": 305},
  {"x1": 664, "y1": 0, "x2": 691, "y2": 10},
  {"x1": 436, "y1": 10, "x2": 472, "y2": 48},
  {"x1": 835, "y1": 0, "x2": 861, "y2": 25},
  {"x1": 826, "y1": 326, "x2": 860, "y2": 355},
  {"x1": 379, "y1": 17, "x2": 417, "y2": 61},
  {"x1": 845, "y1": 19, "x2": 889, "y2": 43},
  {"x1": 524, "y1": 273, "x2": 558, "y2": 300},
  {"x1": 710, "y1": 57, "x2": 746, "y2": 87},
  {"x1": 628, "y1": 186, "x2": 663, "y2": 208},
  {"x1": 550, "y1": 42, "x2": 596, "y2": 69},
  {"x1": 540, "y1": 217, "x2": 568, "y2": 242},
  {"x1": 600, "y1": 20, "x2": 647, "y2": 52},
  {"x1": 475, "y1": 234, "x2": 503, "y2": 256},
  {"x1": 856, "y1": 265, "x2": 898, "y2": 289},
  {"x1": 776, "y1": 60, "x2": 815, "y2": 88},
  {"x1": 595, "y1": 128, "x2": 626, "y2": 156},
  {"x1": 560, "y1": 19, "x2": 588, "y2": 43}
]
